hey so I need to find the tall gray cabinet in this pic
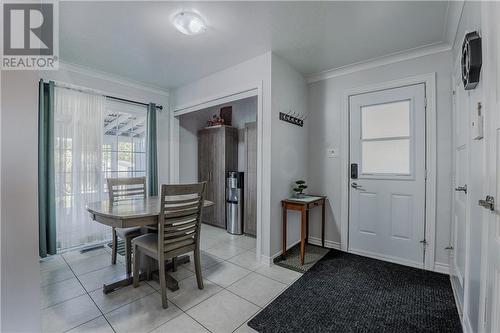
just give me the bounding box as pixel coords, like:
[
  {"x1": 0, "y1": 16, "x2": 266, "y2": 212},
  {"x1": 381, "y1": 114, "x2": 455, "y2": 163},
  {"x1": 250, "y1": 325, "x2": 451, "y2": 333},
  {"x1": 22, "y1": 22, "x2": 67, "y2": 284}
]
[{"x1": 198, "y1": 125, "x2": 238, "y2": 228}]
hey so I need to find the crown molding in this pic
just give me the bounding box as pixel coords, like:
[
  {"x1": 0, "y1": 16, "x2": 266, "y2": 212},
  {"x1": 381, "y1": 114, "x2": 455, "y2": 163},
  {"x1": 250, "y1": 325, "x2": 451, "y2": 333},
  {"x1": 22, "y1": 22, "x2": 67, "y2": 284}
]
[
  {"x1": 443, "y1": 0, "x2": 465, "y2": 49},
  {"x1": 58, "y1": 60, "x2": 170, "y2": 97},
  {"x1": 306, "y1": 42, "x2": 452, "y2": 84}
]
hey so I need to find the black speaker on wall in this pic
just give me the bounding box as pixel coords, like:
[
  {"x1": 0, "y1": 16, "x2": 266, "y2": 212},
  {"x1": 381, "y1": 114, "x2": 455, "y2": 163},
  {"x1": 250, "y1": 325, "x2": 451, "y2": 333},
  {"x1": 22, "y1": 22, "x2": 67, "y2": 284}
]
[{"x1": 461, "y1": 31, "x2": 482, "y2": 90}]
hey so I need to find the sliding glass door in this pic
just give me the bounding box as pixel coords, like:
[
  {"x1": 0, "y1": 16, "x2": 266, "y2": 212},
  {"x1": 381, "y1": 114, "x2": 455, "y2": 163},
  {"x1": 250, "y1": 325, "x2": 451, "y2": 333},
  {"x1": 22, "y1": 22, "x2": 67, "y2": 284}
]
[{"x1": 54, "y1": 91, "x2": 147, "y2": 251}]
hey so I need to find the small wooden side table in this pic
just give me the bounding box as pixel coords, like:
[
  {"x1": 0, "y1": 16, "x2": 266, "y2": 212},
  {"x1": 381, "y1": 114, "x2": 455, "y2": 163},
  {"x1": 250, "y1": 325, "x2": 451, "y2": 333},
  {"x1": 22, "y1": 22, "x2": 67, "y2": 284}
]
[{"x1": 281, "y1": 195, "x2": 326, "y2": 265}]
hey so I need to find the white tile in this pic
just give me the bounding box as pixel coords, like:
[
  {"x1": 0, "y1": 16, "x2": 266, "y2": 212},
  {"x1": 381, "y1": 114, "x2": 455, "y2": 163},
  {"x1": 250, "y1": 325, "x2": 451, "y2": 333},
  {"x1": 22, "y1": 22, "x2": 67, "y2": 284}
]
[
  {"x1": 204, "y1": 243, "x2": 248, "y2": 260},
  {"x1": 40, "y1": 264, "x2": 74, "y2": 286},
  {"x1": 62, "y1": 248, "x2": 109, "y2": 263},
  {"x1": 40, "y1": 277, "x2": 87, "y2": 309},
  {"x1": 234, "y1": 321, "x2": 259, "y2": 333},
  {"x1": 255, "y1": 264, "x2": 302, "y2": 285},
  {"x1": 69, "y1": 253, "x2": 113, "y2": 276},
  {"x1": 89, "y1": 283, "x2": 155, "y2": 313},
  {"x1": 199, "y1": 236, "x2": 220, "y2": 251},
  {"x1": 187, "y1": 290, "x2": 259, "y2": 333},
  {"x1": 105, "y1": 293, "x2": 182, "y2": 333},
  {"x1": 184, "y1": 251, "x2": 223, "y2": 273},
  {"x1": 203, "y1": 262, "x2": 251, "y2": 288},
  {"x1": 66, "y1": 316, "x2": 114, "y2": 333},
  {"x1": 228, "y1": 250, "x2": 263, "y2": 271},
  {"x1": 149, "y1": 313, "x2": 208, "y2": 333},
  {"x1": 228, "y1": 272, "x2": 286, "y2": 307},
  {"x1": 78, "y1": 263, "x2": 126, "y2": 292},
  {"x1": 169, "y1": 266, "x2": 194, "y2": 282},
  {"x1": 40, "y1": 255, "x2": 66, "y2": 272},
  {"x1": 168, "y1": 275, "x2": 222, "y2": 311},
  {"x1": 41, "y1": 294, "x2": 101, "y2": 333},
  {"x1": 228, "y1": 236, "x2": 257, "y2": 250}
]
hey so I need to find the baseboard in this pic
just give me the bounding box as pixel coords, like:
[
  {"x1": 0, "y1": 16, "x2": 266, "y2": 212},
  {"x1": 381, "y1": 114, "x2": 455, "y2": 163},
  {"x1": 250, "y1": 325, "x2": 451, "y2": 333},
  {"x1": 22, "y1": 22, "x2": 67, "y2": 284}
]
[
  {"x1": 433, "y1": 262, "x2": 450, "y2": 274},
  {"x1": 261, "y1": 240, "x2": 302, "y2": 266},
  {"x1": 348, "y1": 248, "x2": 424, "y2": 270},
  {"x1": 307, "y1": 237, "x2": 341, "y2": 250},
  {"x1": 462, "y1": 313, "x2": 473, "y2": 333}
]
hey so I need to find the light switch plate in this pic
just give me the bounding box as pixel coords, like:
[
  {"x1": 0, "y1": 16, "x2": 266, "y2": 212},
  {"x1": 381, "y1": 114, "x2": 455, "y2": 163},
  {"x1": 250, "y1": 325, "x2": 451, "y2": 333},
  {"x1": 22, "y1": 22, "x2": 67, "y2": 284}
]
[{"x1": 327, "y1": 148, "x2": 337, "y2": 158}]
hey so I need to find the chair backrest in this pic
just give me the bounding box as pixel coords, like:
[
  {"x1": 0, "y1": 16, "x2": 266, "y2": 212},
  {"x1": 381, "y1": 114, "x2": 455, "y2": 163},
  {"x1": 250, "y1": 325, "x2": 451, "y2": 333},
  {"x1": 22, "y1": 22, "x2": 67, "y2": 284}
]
[
  {"x1": 106, "y1": 177, "x2": 147, "y2": 203},
  {"x1": 158, "y1": 182, "x2": 206, "y2": 256}
]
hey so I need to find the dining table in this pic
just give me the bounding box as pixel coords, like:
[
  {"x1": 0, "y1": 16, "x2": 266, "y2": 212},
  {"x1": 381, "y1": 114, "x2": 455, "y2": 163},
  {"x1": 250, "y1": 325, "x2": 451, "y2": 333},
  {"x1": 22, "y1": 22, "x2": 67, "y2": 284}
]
[{"x1": 86, "y1": 196, "x2": 214, "y2": 294}]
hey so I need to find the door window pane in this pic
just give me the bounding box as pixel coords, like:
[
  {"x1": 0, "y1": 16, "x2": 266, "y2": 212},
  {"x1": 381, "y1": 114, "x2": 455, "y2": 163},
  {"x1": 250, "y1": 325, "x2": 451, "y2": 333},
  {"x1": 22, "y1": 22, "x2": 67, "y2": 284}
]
[
  {"x1": 361, "y1": 100, "x2": 410, "y2": 139},
  {"x1": 362, "y1": 139, "x2": 410, "y2": 174}
]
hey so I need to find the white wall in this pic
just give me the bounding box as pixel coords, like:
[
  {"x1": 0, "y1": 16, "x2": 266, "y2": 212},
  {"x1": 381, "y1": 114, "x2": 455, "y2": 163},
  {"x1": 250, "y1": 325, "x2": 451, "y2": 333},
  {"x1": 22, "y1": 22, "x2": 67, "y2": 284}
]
[
  {"x1": 178, "y1": 96, "x2": 257, "y2": 183},
  {"x1": 41, "y1": 63, "x2": 170, "y2": 190},
  {"x1": 172, "y1": 52, "x2": 273, "y2": 259},
  {"x1": 307, "y1": 51, "x2": 453, "y2": 265},
  {"x1": 270, "y1": 54, "x2": 309, "y2": 256},
  {"x1": 1, "y1": 71, "x2": 41, "y2": 332}
]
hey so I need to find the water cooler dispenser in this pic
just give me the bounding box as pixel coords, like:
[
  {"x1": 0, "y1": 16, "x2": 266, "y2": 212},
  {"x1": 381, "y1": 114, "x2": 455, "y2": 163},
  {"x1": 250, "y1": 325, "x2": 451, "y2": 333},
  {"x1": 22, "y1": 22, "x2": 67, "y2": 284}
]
[{"x1": 226, "y1": 171, "x2": 244, "y2": 235}]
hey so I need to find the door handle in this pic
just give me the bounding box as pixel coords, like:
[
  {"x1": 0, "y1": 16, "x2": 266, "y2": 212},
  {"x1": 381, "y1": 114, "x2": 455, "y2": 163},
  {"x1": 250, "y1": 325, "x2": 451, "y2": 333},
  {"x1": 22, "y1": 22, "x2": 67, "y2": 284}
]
[
  {"x1": 479, "y1": 195, "x2": 495, "y2": 211},
  {"x1": 351, "y1": 182, "x2": 365, "y2": 191},
  {"x1": 455, "y1": 185, "x2": 467, "y2": 194}
]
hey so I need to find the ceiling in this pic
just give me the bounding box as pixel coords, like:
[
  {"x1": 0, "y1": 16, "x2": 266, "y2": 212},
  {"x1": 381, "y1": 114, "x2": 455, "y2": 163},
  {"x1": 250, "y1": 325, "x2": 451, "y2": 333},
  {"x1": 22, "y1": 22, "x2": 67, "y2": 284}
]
[{"x1": 60, "y1": 1, "x2": 451, "y2": 90}]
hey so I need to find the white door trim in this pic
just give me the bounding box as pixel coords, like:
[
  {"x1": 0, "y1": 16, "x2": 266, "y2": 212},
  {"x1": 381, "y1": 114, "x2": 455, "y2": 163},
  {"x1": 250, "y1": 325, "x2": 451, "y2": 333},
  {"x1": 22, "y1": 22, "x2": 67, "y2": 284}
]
[
  {"x1": 340, "y1": 73, "x2": 437, "y2": 271},
  {"x1": 169, "y1": 82, "x2": 265, "y2": 262}
]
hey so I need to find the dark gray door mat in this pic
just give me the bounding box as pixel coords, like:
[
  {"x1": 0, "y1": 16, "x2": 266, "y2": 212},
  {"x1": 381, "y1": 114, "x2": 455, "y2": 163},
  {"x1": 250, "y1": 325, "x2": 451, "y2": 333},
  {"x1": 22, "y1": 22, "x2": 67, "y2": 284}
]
[
  {"x1": 249, "y1": 250, "x2": 462, "y2": 333},
  {"x1": 273, "y1": 243, "x2": 330, "y2": 273}
]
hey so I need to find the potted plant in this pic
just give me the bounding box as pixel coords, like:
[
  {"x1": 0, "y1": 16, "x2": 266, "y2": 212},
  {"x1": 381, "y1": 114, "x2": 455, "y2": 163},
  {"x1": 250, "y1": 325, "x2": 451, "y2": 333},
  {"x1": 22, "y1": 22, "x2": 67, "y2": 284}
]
[{"x1": 293, "y1": 180, "x2": 308, "y2": 198}]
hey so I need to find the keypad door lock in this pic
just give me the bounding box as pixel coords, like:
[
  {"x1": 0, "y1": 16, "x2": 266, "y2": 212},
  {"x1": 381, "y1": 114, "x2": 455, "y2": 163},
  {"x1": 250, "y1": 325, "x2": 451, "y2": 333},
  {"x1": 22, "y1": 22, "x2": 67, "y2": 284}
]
[{"x1": 479, "y1": 195, "x2": 495, "y2": 211}]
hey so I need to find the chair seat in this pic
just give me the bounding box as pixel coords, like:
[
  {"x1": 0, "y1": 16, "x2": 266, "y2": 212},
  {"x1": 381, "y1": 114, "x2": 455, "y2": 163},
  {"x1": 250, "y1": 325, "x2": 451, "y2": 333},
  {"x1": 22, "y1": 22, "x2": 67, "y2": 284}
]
[
  {"x1": 116, "y1": 227, "x2": 142, "y2": 239},
  {"x1": 133, "y1": 233, "x2": 195, "y2": 254}
]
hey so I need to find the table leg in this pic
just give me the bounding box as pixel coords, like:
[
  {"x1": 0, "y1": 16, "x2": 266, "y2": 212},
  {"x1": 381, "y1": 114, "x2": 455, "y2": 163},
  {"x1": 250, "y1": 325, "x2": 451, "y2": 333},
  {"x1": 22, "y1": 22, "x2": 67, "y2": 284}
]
[
  {"x1": 300, "y1": 207, "x2": 306, "y2": 265},
  {"x1": 321, "y1": 201, "x2": 326, "y2": 248},
  {"x1": 282, "y1": 204, "x2": 287, "y2": 259},
  {"x1": 306, "y1": 209, "x2": 309, "y2": 244}
]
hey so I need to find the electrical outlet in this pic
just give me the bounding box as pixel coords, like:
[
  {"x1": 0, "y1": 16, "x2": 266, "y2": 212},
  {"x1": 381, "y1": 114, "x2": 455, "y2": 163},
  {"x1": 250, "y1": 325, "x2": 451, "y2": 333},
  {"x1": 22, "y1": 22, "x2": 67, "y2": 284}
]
[{"x1": 327, "y1": 148, "x2": 337, "y2": 158}]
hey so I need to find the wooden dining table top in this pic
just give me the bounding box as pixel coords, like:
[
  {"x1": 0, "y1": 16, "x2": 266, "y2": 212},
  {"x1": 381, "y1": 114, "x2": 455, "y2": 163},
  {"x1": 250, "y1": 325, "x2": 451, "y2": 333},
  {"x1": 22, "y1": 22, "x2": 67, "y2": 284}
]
[{"x1": 86, "y1": 196, "x2": 214, "y2": 220}]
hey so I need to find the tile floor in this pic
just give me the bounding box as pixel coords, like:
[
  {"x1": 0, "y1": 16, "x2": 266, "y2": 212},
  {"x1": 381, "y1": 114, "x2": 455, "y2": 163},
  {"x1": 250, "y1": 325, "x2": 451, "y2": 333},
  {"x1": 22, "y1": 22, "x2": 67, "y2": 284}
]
[{"x1": 40, "y1": 224, "x2": 302, "y2": 333}]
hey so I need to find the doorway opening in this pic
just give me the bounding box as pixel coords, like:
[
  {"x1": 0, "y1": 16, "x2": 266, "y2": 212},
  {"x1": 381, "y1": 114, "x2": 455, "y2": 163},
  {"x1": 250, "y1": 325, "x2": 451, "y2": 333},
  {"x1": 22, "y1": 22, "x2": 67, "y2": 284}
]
[{"x1": 175, "y1": 96, "x2": 259, "y2": 256}]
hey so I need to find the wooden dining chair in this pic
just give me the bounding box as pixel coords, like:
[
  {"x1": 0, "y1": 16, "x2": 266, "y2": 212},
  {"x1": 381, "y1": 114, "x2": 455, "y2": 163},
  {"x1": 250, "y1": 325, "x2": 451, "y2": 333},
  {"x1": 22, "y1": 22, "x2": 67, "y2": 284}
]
[
  {"x1": 106, "y1": 177, "x2": 146, "y2": 274},
  {"x1": 132, "y1": 182, "x2": 206, "y2": 309}
]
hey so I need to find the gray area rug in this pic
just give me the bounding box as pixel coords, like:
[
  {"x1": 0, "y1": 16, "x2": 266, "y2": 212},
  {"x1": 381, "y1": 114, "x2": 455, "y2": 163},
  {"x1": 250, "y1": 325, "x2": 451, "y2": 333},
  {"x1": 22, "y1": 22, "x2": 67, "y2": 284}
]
[
  {"x1": 249, "y1": 250, "x2": 462, "y2": 333},
  {"x1": 274, "y1": 243, "x2": 330, "y2": 273}
]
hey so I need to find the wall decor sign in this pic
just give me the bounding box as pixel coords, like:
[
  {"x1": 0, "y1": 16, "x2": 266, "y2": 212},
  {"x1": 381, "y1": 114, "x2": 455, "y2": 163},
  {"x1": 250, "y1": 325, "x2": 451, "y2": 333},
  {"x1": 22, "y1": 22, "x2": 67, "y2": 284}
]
[
  {"x1": 279, "y1": 111, "x2": 304, "y2": 127},
  {"x1": 461, "y1": 31, "x2": 482, "y2": 90}
]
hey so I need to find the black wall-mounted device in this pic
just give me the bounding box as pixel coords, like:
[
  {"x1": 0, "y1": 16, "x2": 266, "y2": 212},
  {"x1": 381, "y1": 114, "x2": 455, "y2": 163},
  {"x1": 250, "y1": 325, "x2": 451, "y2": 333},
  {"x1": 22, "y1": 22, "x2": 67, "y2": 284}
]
[{"x1": 461, "y1": 31, "x2": 482, "y2": 90}]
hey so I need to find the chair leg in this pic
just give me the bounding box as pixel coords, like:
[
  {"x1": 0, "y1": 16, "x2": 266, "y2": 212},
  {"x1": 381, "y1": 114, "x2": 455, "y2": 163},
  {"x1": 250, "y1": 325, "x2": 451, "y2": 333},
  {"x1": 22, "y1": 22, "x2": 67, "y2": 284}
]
[
  {"x1": 133, "y1": 244, "x2": 140, "y2": 288},
  {"x1": 111, "y1": 228, "x2": 117, "y2": 265},
  {"x1": 172, "y1": 257, "x2": 177, "y2": 272},
  {"x1": 194, "y1": 249, "x2": 204, "y2": 290},
  {"x1": 159, "y1": 257, "x2": 168, "y2": 309},
  {"x1": 146, "y1": 257, "x2": 152, "y2": 280},
  {"x1": 125, "y1": 237, "x2": 132, "y2": 275}
]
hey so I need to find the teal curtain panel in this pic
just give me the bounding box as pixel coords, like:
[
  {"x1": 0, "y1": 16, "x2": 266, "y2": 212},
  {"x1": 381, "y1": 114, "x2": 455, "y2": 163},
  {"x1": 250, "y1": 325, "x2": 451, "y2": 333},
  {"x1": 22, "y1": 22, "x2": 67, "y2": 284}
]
[
  {"x1": 38, "y1": 80, "x2": 57, "y2": 257},
  {"x1": 147, "y1": 103, "x2": 158, "y2": 196}
]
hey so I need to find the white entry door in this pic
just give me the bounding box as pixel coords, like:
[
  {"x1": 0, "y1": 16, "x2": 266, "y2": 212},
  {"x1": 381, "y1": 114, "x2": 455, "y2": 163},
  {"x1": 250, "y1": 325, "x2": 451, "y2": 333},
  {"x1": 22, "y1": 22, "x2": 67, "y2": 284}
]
[
  {"x1": 349, "y1": 84, "x2": 426, "y2": 267},
  {"x1": 482, "y1": 2, "x2": 500, "y2": 330}
]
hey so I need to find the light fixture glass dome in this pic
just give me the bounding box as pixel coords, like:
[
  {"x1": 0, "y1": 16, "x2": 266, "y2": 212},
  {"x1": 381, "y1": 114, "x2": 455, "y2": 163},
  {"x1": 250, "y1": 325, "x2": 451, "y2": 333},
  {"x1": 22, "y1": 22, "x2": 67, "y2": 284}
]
[{"x1": 173, "y1": 12, "x2": 207, "y2": 36}]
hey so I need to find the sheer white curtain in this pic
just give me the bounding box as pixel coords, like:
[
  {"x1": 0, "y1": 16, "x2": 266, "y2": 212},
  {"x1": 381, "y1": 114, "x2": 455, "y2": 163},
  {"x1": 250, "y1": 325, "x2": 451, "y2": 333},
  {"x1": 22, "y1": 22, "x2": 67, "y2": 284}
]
[{"x1": 54, "y1": 86, "x2": 110, "y2": 250}]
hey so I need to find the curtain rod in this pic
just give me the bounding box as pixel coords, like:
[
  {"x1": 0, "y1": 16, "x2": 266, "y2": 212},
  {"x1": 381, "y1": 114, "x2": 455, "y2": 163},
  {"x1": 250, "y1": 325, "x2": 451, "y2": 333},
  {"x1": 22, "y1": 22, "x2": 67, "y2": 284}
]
[
  {"x1": 105, "y1": 95, "x2": 163, "y2": 110},
  {"x1": 49, "y1": 80, "x2": 163, "y2": 111}
]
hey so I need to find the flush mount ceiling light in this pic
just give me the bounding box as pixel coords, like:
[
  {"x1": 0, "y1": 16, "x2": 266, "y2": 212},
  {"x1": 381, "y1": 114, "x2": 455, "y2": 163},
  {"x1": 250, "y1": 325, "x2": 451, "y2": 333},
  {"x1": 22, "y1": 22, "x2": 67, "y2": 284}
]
[{"x1": 173, "y1": 11, "x2": 207, "y2": 36}]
